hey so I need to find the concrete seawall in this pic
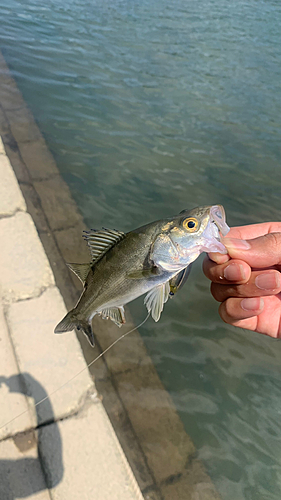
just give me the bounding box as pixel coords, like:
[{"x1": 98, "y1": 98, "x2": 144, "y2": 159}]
[{"x1": 0, "y1": 50, "x2": 221, "y2": 500}]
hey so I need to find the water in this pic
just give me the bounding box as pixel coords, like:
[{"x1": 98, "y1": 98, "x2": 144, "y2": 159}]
[{"x1": 1, "y1": 0, "x2": 281, "y2": 497}]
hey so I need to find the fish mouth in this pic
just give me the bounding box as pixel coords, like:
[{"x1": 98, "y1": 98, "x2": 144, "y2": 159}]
[
  {"x1": 200, "y1": 205, "x2": 230, "y2": 254},
  {"x1": 210, "y1": 205, "x2": 230, "y2": 236}
]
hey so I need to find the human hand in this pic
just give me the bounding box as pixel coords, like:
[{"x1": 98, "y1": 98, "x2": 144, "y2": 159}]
[{"x1": 203, "y1": 222, "x2": 281, "y2": 338}]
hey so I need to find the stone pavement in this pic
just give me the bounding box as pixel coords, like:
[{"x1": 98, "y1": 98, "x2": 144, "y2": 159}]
[{"x1": 0, "y1": 135, "x2": 144, "y2": 500}]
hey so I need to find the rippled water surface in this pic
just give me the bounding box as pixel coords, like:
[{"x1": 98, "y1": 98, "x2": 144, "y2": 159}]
[{"x1": 1, "y1": 0, "x2": 281, "y2": 497}]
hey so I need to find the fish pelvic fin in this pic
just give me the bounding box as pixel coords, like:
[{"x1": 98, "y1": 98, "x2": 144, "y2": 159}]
[{"x1": 54, "y1": 311, "x2": 95, "y2": 347}]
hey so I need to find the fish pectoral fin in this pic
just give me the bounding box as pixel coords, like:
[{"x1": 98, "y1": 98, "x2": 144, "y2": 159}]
[
  {"x1": 100, "y1": 306, "x2": 126, "y2": 327},
  {"x1": 66, "y1": 262, "x2": 91, "y2": 283},
  {"x1": 144, "y1": 282, "x2": 170, "y2": 322},
  {"x1": 127, "y1": 266, "x2": 162, "y2": 279}
]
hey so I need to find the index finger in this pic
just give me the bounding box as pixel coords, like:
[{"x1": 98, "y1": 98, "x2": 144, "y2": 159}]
[
  {"x1": 208, "y1": 222, "x2": 281, "y2": 264},
  {"x1": 226, "y1": 222, "x2": 281, "y2": 240}
]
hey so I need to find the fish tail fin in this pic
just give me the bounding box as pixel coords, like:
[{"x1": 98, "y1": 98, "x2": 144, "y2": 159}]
[{"x1": 54, "y1": 310, "x2": 95, "y2": 347}]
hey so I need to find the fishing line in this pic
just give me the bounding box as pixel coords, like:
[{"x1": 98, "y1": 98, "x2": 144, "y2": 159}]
[{"x1": 0, "y1": 313, "x2": 150, "y2": 432}]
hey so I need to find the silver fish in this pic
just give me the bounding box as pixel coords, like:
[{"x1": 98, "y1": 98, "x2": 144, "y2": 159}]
[{"x1": 54, "y1": 205, "x2": 229, "y2": 346}]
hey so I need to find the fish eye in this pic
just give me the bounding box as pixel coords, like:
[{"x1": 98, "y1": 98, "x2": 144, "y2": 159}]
[{"x1": 183, "y1": 217, "x2": 199, "y2": 232}]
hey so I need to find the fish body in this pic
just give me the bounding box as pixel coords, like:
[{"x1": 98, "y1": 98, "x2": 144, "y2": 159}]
[{"x1": 55, "y1": 205, "x2": 229, "y2": 346}]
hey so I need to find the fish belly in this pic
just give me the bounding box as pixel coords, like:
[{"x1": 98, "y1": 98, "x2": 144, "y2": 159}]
[{"x1": 79, "y1": 270, "x2": 175, "y2": 321}]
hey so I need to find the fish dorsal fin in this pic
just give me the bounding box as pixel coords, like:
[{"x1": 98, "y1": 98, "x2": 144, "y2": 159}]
[
  {"x1": 100, "y1": 306, "x2": 126, "y2": 327},
  {"x1": 66, "y1": 262, "x2": 91, "y2": 283},
  {"x1": 144, "y1": 282, "x2": 170, "y2": 322},
  {"x1": 83, "y1": 228, "x2": 125, "y2": 263}
]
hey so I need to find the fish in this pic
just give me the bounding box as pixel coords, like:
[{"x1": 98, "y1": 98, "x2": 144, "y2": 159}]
[{"x1": 54, "y1": 205, "x2": 229, "y2": 346}]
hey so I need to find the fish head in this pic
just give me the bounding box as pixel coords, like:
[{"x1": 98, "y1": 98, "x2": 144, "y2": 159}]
[{"x1": 162, "y1": 205, "x2": 230, "y2": 268}]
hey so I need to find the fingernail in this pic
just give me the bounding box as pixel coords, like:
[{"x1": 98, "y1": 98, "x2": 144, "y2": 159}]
[
  {"x1": 255, "y1": 272, "x2": 280, "y2": 290},
  {"x1": 241, "y1": 297, "x2": 264, "y2": 311},
  {"x1": 224, "y1": 263, "x2": 246, "y2": 281},
  {"x1": 223, "y1": 238, "x2": 251, "y2": 250}
]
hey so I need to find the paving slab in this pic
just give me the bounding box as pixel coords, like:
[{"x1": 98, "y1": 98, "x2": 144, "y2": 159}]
[
  {"x1": 0, "y1": 211, "x2": 54, "y2": 302},
  {"x1": 6, "y1": 287, "x2": 93, "y2": 425},
  {"x1": 0, "y1": 80, "x2": 26, "y2": 112},
  {"x1": 5, "y1": 106, "x2": 42, "y2": 144},
  {"x1": 34, "y1": 176, "x2": 82, "y2": 231},
  {"x1": 0, "y1": 432, "x2": 51, "y2": 500},
  {"x1": 115, "y1": 363, "x2": 196, "y2": 484},
  {"x1": 39, "y1": 398, "x2": 144, "y2": 500},
  {"x1": 54, "y1": 225, "x2": 90, "y2": 264},
  {"x1": 17, "y1": 138, "x2": 59, "y2": 180},
  {"x1": 91, "y1": 313, "x2": 153, "y2": 377},
  {"x1": 0, "y1": 298, "x2": 34, "y2": 440},
  {"x1": 96, "y1": 377, "x2": 158, "y2": 494},
  {"x1": 0, "y1": 140, "x2": 26, "y2": 216}
]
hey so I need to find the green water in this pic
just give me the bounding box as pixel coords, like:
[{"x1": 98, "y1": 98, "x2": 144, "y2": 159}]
[{"x1": 1, "y1": 0, "x2": 281, "y2": 497}]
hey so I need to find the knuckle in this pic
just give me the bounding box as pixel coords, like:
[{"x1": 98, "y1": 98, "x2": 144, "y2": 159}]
[
  {"x1": 266, "y1": 232, "x2": 281, "y2": 256},
  {"x1": 235, "y1": 284, "x2": 250, "y2": 298},
  {"x1": 211, "y1": 282, "x2": 238, "y2": 302}
]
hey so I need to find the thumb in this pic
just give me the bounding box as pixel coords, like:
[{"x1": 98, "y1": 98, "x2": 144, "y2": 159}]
[{"x1": 223, "y1": 233, "x2": 281, "y2": 268}]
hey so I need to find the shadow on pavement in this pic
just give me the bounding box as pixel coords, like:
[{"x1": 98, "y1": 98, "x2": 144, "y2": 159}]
[{"x1": 0, "y1": 373, "x2": 63, "y2": 499}]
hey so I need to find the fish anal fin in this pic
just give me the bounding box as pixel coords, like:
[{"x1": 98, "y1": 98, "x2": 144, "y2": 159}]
[
  {"x1": 66, "y1": 263, "x2": 91, "y2": 283},
  {"x1": 100, "y1": 306, "x2": 126, "y2": 327},
  {"x1": 144, "y1": 282, "x2": 170, "y2": 322}
]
